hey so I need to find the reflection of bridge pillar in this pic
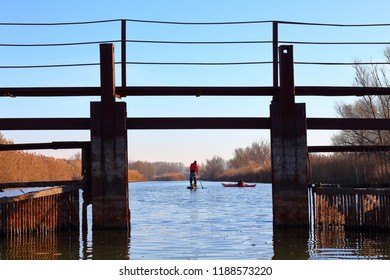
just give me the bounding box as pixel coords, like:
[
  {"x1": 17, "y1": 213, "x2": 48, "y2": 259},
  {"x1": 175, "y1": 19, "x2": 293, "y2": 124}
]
[
  {"x1": 272, "y1": 228, "x2": 309, "y2": 259},
  {"x1": 90, "y1": 44, "x2": 130, "y2": 230},
  {"x1": 270, "y1": 45, "x2": 309, "y2": 228}
]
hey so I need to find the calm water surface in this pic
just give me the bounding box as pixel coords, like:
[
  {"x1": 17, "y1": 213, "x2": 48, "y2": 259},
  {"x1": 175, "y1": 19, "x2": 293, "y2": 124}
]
[{"x1": 1, "y1": 181, "x2": 390, "y2": 259}]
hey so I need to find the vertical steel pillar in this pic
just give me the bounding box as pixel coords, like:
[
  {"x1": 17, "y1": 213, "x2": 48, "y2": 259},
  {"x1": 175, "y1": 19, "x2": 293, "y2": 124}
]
[
  {"x1": 272, "y1": 21, "x2": 279, "y2": 90},
  {"x1": 270, "y1": 45, "x2": 309, "y2": 228},
  {"x1": 121, "y1": 19, "x2": 127, "y2": 89},
  {"x1": 90, "y1": 44, "x2": 130, "y2": 230}
]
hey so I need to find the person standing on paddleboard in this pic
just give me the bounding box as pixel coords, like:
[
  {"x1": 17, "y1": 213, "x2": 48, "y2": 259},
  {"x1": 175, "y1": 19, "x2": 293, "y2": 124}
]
[{"x1": 189, "y1": 160, "x2": 199, "y2": 187}]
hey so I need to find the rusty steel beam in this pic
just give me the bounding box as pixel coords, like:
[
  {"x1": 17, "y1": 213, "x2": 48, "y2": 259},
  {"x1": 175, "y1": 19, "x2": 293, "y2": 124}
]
[
  {"x1": 0, "y1": 118, "x2": 90, "y2": 130},
  {"x1": 272, "y1": 21, "x2": 279, "y2": 89},
  {"x1": 127, "y1": 117, "x2": 271, "y2": 129},
  {"x1": 0, "y1": 180, "x2": 83, "y2": 189},
  {"x1": 0, "y1": 117, "x2": 270, "y2": 130},
  {"x1": 2, "y1": 117, "x2": 389, "y2": 131},
  {"x1": 2, "y1": 85, "x2": 390, "y2": 97},
  {"x1": 121, "y1": 20, "x2": 127, "y2": 88},
  {"x1": 0, "y1": 86, "x2": 278, "y2": 97},
  {"x1": 307, "y1": 118, "x2": 390, "y2": 130},
  {"x1": 0, "y1": 141, "x2": 89, "y2": 151},
  {"x1": 0, "y1": 87, "x2": 100, "y2": 97},
  {"x1": 116, "y1": 86, "x2": 277, "y2": 97},
  {"x1": 295, "y1": 86, "x2": 390, "y2": 96},
  {"x1": 308, "y1": 145, "x2": 390, "y2": 153}
]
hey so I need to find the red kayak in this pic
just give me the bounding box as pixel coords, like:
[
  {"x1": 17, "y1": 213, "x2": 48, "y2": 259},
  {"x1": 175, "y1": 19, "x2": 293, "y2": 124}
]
[{"x1": 222, "y1": 183, "x2": 256, "y2": 188}]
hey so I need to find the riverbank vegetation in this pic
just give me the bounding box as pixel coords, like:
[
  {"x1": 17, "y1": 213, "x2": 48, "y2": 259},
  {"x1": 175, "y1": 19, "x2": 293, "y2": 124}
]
[
  {"x1": 128, "y1": 161, "x2": 186, "y2": 181},
  {"x1": 0, "y1": 133, "x2": 81, "y2": 183},
  {"x1": 201, "y1": 140, "x2": 272, "y2": 183}
]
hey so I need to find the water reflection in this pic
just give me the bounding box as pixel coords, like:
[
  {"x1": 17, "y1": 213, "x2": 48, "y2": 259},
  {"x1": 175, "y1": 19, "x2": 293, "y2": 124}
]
[
  {"x1": 273, "y1": 228, "x2": 309, "y2": 260},
  {"x1": 1, "y1": 182, "x2": 390, "y2": 260},
  {"x1": 0, "y1": 232, "x2": 80, "y2": 260},
  {"x1": 311, "y1": 228, "x2": 390, "y2": 259},
  {"x1": 88, "y1": 230, "x2": 130, "y2": 260}
]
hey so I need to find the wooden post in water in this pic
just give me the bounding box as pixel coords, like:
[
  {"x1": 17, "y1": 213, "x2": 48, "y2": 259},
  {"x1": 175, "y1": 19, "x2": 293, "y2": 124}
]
[
  {"x1": 90, "y1": 44, "x2": 130, "y2": 230},
  {"x1": 270, "y1": 45, "x2": 309, "y2": 228}
]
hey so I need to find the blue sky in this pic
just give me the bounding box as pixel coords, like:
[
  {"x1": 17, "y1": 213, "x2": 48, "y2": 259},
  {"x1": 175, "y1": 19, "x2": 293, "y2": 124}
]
[{"x1": 1, "y1": 0, "x2": 390, "y2": 164}]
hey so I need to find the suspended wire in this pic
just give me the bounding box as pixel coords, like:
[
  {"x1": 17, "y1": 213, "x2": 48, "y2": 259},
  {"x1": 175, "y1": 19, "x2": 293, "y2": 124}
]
[
  {"x1": 126, "y1": 39, "x2": 272, "y2": 44},
  {"x1": 279, "y1": 40, "x2": 390, "y2": 45},
  {"x1": 1, "y1": 61, "x2": 388, "y2": 69},
  {"x1": 124, "y1": 19, "x2": 273, "y2": 25},
  {"x1": 0, "y1": 40, "x2": 120, "y2": 47},
  {"x1": 2, "y1": 19, "x2": 390, "y2": 48},
  {"x1": 1, "y1": 19, "x2": 390, "y2": 68},
  {"x1": 125, "y1": 61, "x2": 272, "y2": 66},
  {"x1": 4, "y1": 39, "x2": 390, "y2": 47},
  {"x1": 128, "y1": 40, "x2": 390, "y2": 45},
  {"x1": 127, "y1": 61, "x2": 390, "y2": 66},
  {"x1": 295, "y1": 61, "x2": 390, "y2": 66},
  {"x1": 0, "y1": 61, "x2": 271, "y2": 68},
  {"x1": 277, "y1": 20, "x2": 390, "y2": 27},
  {"x1": 0, "y1": 19, "x2": 273, "y2": 26},
  {"x1": 1, "y1": 19, "x2": 390, "y2": 26},
  {"x1": 0, "y1": 40, "x2": 272, "y2": 47},
  {"x1": 0, "y1": 63, "x2": 100, "y2": 69},
  {"x1": 0, "y1": 19, "x2": 120, "y2": 26}
]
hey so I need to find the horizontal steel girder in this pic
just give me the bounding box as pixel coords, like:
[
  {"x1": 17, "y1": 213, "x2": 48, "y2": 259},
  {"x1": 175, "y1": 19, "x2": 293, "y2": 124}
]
[
  {"x1": 2, "y1": 86, "x2": 390, "y2": 97},
  {"x1": 0, "y1": 141, "x2": 89, "y2": 151},
  {"x1": 1, "y1": 117, "x2": 389, "y2": 130}
]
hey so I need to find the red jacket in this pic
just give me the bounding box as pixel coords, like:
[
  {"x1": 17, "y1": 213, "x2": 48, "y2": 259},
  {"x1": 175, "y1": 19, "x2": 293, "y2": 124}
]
[{"x1": 190, "y1": 162, "x2": 198, "y2": 173}]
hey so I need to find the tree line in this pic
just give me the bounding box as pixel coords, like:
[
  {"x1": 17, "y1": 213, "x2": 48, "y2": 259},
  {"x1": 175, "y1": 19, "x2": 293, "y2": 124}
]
[
  {"x1": 309, "y1": 152, "x2": 390, "y2": 185},
  {"x1": 128, "y1": 161, "x2": 186, "y2": 181},
  {"x1": 200, "y1": 140, "x2": 271, "y2": 183}
]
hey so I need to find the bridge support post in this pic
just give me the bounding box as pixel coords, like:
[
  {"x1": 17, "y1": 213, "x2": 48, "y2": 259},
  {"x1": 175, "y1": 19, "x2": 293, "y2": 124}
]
[
  {"x1": 270, "y1": 45, "x2": 309, "y2": 228},
  {"x1": 90, "y1": 44, "x2": 130, "y2": 230}
]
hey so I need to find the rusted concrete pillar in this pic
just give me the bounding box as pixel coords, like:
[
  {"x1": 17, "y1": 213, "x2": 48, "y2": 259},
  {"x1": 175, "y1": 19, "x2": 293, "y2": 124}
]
[
  {"x1": 90, "y1": 44, "x2": 130, "y2": 230},
  {"x1": 270, "y1": 45, "x2": 309, "y2": 228}
]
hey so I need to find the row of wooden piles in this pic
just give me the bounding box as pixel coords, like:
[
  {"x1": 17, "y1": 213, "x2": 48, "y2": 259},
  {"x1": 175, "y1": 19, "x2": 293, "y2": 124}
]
[
  {"x1": 0, "y1": 186, "x2": 79, "y2": 236},
  {"x1": 311, "y1": 186, "x2": 390, "y2": 230}
]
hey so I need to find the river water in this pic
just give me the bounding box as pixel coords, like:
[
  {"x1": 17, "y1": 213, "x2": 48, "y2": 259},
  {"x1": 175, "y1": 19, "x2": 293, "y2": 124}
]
[{"x1": 1, "y1": 181, "x2": 390, "y2": 260}]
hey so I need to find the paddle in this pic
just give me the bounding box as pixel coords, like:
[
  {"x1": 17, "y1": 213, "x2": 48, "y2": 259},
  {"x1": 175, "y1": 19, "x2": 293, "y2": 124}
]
[{"x1": 198, "y1": 179, "x2": 205, "y2": 189}]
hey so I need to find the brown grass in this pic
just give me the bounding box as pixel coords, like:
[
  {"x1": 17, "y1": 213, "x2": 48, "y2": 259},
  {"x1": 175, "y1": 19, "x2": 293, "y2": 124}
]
[
  {"x1": 0, "y1": 150, "x2": 81, "y2": 183},
  {"x1": 128, "y1": 169, "x2": 147, "y2": 182}
]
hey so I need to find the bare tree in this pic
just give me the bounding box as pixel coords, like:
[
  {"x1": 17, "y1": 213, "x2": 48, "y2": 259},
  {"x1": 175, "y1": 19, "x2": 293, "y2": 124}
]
[
  {"x1": 203, "y1": 156, "x2": 226, "y2": 180},
  {"x1": 332, "y1": 46, "x2": 390, "y2": 146},
  {"x1": 228, "y1": 140, "x2": 270, "y2": 169},
  {"x1": 0, "y1": 132, "x2": 12, "y2": 144}
]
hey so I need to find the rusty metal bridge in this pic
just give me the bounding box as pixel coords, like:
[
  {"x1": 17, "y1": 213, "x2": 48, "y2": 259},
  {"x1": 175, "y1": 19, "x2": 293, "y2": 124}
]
[{"x1": 1, "y1": 20, "x2": 390, "y2": 234}]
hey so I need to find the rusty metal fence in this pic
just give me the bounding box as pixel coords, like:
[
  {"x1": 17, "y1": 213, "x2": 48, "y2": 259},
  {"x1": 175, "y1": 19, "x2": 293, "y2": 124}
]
[
  {"x1": 0, "y1": 185, "x2": 80, "y2": 236},
  {"x1": 310, "y1": 185, "x2": 390, "y2": 230}
]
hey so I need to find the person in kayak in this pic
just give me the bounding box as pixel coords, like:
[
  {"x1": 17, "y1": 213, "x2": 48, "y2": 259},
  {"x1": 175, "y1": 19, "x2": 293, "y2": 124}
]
[
  {"x1": 189, "y1": 160, "x2": 199, "y2": 187},
  {"x1": 237, "y1": 178, "x2": 245, "y2": 187}
]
